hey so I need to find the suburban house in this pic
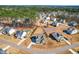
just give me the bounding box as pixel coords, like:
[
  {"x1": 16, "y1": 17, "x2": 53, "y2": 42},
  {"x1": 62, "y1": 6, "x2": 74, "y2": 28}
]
[
  {"x1": 50, "y1": 32, "x2": 66, "y2": 42},
  {"x1": 0, "y1": 49, "x2": 6, "y2": 54},
  {"x1": 12, "y1": 18, "x2": 32, "y2": 27},
  {"x1": 31, "y1": 34, "x2": 45, "y2": 44},
  {"x1": 59, "y1": 19, "x2": 66, "y2": 23},
  {"x1": 63, "y1": 27, "x2": 78, "y2": 34},
  {"x1": 68, "y1": 21, "x2": 78, "y2": 27},
  {"x1": 2, "y1": 27, "x2": 16, "y2": 35},
  {"x1": 51, "y1": 21, "x2": 60, "y2": 27},
  {"x1": 15, "y1": 31, "x2": 27, "y2": 39}
]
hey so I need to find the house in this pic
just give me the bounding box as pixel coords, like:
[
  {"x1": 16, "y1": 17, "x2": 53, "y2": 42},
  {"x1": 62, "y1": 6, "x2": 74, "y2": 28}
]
[
  {"x1": 12, "y1": 18, "x2": 32, "y2": 27},
  {"x1": 31, "y1": 34, "x2": 45, "y2": 44},
  {"x1": 2, "y1": 27, "x2": 16, "y2": 35},
  {"x1": 68, "y1": 21, "x2": 78, "y2": 27},
  {"x1": 43, "y1": 16, "x2": 50, "y2": 24},
  {"x1": 51, "y1": 18, "x2": 57, "y2": 22},
  {"x1": 50, "y1": 32, "x2": 65, "y2": 42},
  {"x1": 59, "y1": 19, "x2": 66, "y2": 23},
  {"x1": 63, "y1": 27, "x2": 78, "y2": 34},
  {"x1": 46, "y1": 16, "x2": 50, "y2": 20},
  {"x1": 15, "y1": 31, "x2": 27, "y2": 39},
  {"x1": 0, "y1": 26, "x2": 3, "y2": 30},
  {"x1": 0, "y1": 49, "x2": 6, "y2": 54},
  {"x1": 12, "y1": 19, "x2": 23, "y2": 27},
  {"x1": 51, "y1": 21, "x2": 60, "y2": 27}
]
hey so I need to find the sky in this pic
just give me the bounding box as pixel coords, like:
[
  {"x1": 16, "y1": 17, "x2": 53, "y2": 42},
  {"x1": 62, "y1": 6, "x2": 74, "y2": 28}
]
[{"x1": 0, "y1": 0, "x2": 79, "y2": 5}]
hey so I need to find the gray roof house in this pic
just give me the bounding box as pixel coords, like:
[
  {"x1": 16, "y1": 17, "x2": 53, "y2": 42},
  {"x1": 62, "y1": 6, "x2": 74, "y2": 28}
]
[
  {"x1": 31, "y1": 34, "x2": 45, "y2": 44},
  {"x1": 15, "y1": 31, "x2": 27, "y2": 39},
  {"x1": 2, "y1": 27, "x2": 16, "y2": 35},
  {"x1": 51, "y1": 21, "x2": 60, "y2": 27},
  {"x1": 63, "y1": 27, "x2": 78, "y2": 34},
  {"x1": 68, "y1": 21, "x2": 78, "y2": 27},
  {"x1": 59, "y1": 19, "x2": 66, "y2": 23},
  {"x1": 0, "y1": 49, "x2": 6, "y2": 54},
  {"x1": 51, "y1": 32, "x2": 65, "y2": 42}
]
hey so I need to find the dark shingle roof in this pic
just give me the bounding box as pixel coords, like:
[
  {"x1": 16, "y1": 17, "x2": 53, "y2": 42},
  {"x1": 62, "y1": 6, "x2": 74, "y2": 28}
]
[{"x1": 31, "y1": 34, "x2": 44, "y2": 44}]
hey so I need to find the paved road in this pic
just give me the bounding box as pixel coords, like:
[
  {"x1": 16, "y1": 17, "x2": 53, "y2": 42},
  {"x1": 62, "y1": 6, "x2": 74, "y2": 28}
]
[
  {"x1": 0, "y1": 39, "x2": 33, "y2": 53},
  {"x1": 3, "y1": 38, "x2": 26, "y2": 51},
  {"x1": 0, "y1": 39, "x2": 79, "y2": 54},
  {"x1": 32, "y1": 42, "x2": 79, "y2": 54}
]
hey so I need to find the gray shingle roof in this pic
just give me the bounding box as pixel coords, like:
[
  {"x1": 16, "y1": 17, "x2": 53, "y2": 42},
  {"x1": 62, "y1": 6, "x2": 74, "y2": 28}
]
[
  {"x1": 15, "y1": 31, "x2": 26, "y2": 39},
  {"x1": 51, "y1": 32, "x2": 63, "y2": 41},
  {"x1": 0, "y1": 49, "x2": 6, "y2": 54},
  {"x1": 68, "y1": 21, "x2": 78, "y2": 26}
]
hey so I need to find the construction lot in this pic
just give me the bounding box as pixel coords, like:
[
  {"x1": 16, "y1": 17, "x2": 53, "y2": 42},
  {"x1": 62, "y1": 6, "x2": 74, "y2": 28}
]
[
  {"x1": 0, "y1": 19, "x2": 79, "y2": 54},
  {"x1": 1, "y1": 6, "x2": 79, "y2": 54},
  {"x1": 19, "y1": 24, "x2": 79, "y2": 54}
]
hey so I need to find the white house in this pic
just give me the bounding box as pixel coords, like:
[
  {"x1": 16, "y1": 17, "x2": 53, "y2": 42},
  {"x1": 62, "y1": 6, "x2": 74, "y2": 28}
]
[
  {"x1": 64, "y1": 27, "x2": 78, "y2": 34},
  {"x1": 9, "y1": 28, "x2": 16, "y2": 35},
  {"x1": 15, "y1": 31, "x2": 27, "y2": 39},
  {"x1": 51, "y1": 21, "x2": 60, "y2": 27},
  {"x1": 51, "y1": 32, "x2": 64, "y2": 42},
  {"x1": 2, "y1": 27, "x2": 16, "y2": 35}
]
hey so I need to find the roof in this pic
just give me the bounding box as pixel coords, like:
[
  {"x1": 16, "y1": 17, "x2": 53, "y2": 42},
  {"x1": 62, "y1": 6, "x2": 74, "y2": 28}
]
[
  {"x1": 51, "y1": 32, "x2": 63, "y2": 41},
  {"x1": 15, "y1": 31, "x2": 26, "y2": 39},
  {"x1": 31, "y1": 36, "x2": 37, "y2": 43},
  {"x1": 31, "y1": 34, "x2": 44, "y2": 44},
  {"x1": 59, "y1": 19, "x2": 65, "y2": 23},
  {"x1": 51, "y1": 18, "x2": 57, "y2": 21},
  {"x1": 64, "y1": 27, "x2": 78, "y2": 34},
  {"x1": 36, "y1": 34, "x2": 44, "y2": 44},
  {"x1": 3, "y1": 27, "x2": 15, "y2": 35},
  {"x1": 51, "y1": 21, "x2": 59, "y2": 27},
  {"x1": 0, "y1": 49, "x2": 6, "y2": 54},
  {"x1": 68, "y1": 21, "x2": 78, "y2": 26},
  {"x1": 3, "y1": 27, "x2": 10, "y2": 33}
]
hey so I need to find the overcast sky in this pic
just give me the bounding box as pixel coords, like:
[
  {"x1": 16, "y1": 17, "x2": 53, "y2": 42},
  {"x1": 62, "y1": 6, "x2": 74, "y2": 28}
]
[{"x1": 0, "y1": 0, "x2": 79, "y2": 5}]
